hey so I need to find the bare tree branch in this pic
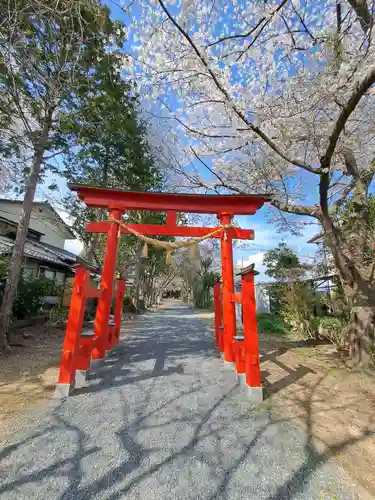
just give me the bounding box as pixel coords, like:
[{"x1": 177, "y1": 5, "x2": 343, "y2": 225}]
[
  {"x1": 321, "y1": 66, "x2": 375, "y2": 169},
  {"x1": 347, "y1": 0, "x2": 373, "y2": 32}
]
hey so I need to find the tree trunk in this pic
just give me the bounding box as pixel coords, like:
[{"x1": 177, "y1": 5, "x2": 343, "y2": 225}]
[
  {"x1": 146, "y1": 263, "x2": 156, "y2": 308},
  {"x1": 0, "y1": 156, "x2": 48, "y2": 350},
  {"x1": 147, "y1": 277, "x2": 154, "y2": 308},
  {"x1": 85, "y1": 233, "x2": 100, "y2": 263},
  {"x1": 0, "y1": 108, "x2": 52, "y2": 352},
  {"x1": 86, "y1": 162, "x2": 110, "y2": 263},
  {"x1": 348, "y1": 305, "x2": 375, "y2": 365},
  {"x1": 85, "y1": 208, "x2": 105, "y2": 264},
  {"x1": 158, "y1": 271, "x2": 177, "y2": 301},
  {"x1": 134, "y1": 241, "x2": 143, "y2": 309},
  {"x1": 318, "y1": 171, "x2": 374, "y2": 363}
]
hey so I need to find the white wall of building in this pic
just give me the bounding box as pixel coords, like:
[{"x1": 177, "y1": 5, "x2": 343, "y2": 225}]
[
  {"x1": 234, "y1": 283, "x2": 271, "y2": 330},
  {"x1": 234, "y1": 282, "x2": 270, "y2": 315},
  {"x1": 0, "y1": 201, "x2": 71, "y2": 248}
]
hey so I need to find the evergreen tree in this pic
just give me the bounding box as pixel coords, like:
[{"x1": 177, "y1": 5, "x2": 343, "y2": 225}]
[{"x1": 0, "y1": 0, "x2": 126, "y2": 350}]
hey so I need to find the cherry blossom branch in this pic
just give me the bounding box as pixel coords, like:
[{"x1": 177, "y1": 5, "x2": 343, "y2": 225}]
[
  {"x1": 291, "y1": 1, "x2": 316, "y2": 41},
  {"x1": 190, "y1": 146, "x2": 226, "y2": 186},
  {"x1": 271, "y1": 198, "x2": 320, "y2": 218},
  {"x1": 207, "y1": 0, "x2": 288, "y2": 48},
  {"x1": 188, "y1": 147, "x2": 319, "y2": 219},
  {"x1": 157, "y1": 98, "x2": 239, "y2": 138},
  {"x1": 156, "y1": 0, "x2": 321, "y2": 175},
  {"x1": 207, "y1": 15, "x2": 268, "y2": 48}
]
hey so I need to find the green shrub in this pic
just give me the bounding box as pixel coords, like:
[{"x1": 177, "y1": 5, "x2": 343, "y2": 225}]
[
  {"x1": 85, "y1": 298, "x2": 98, "y2": 320},
  {"x1": 257, "y1": 313, "x2": 288, "y2": 335},
  {"x1": 12, "y1": 277, "x2": 57, "y2": 320},
  {"x1": 0, "y1": 256, "x2": 57, "y2": 320},
  {"x1": 279, "y1": 282, "x2": 316, "y2": 340},
  {"x1": 314, "y1": 316, "x2": 347, "y2": 352},
  {"x1": 0, "y1": 255, "x2": 10, "y2": 280},
  {"x1": 123, "y1": 295, "x2": 132, "y2": 306},
  {"x1": 48, "y1": 306, "x2": 69, "y2": 325}
]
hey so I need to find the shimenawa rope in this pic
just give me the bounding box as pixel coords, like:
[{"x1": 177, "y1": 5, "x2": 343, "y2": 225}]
[{"x1": 109, "y1": 218, "x2": 233, "y2": 264}]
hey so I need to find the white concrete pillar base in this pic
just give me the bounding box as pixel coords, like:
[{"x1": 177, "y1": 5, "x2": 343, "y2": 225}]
[
  {"x1": 223, "y1": 359, "x2": 235, "y2": 369},
  {"x1": 236, "y1": 372, "x2": 247, "y2": 388},
  {"x1": 75, "y1": 370, "x2": 88, "y2": 388},
  {"x1": 246, "y1": 386, "x2": 263, "y2": 406},
  {"x1": 54, "y1": 382, "x2": 75, "y2": 399}
]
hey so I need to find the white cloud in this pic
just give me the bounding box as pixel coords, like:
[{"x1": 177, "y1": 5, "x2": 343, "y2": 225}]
[
  {"x1": 65, "y1": 239, "x2": 84, "y2": 256},
  {"x1": 235, "y1": 251, "x2": 269, "y2": 282},
  {"x1": 236, "y1": 251, "x2": 266, "y2": 269}
]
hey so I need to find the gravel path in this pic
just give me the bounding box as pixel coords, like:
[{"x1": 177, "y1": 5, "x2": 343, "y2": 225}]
[{"x1": 0, "y1": 301, "x2": 357, "y2": 499}]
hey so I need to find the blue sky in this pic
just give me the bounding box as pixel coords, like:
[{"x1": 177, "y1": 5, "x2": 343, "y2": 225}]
[{"x1": 233, "y1": 213, "x2": 320, "y2": 281}]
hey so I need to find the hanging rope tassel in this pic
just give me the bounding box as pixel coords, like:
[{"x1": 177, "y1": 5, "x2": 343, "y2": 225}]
[
  {"x1": 108, "y1": 218, "x2": 233, "y2": 253},
  {"x1": 189, "y1": 241, "x2": 198, "y2": 262},
  {"x1": 141, "y1": 243, "x2": 149, "y2": 259},
  {"x1": 166, "y1": 249, "x2": 173, "y2": 266}
]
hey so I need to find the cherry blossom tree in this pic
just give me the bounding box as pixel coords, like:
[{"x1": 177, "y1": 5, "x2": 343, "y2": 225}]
[{"x1": 126, "y1": 0, "x2": 375, "y2": 362}]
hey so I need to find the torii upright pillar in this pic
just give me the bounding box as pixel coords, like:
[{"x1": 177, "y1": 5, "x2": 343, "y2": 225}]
[
  {"x1": 91, "y1": 208, "x2": 123, "y2": 365},
  {"x1": 218, "y1": 212, "x2": 236, "y2": 365},
  {"x1": 241, "y1": 265, "x2": 262, "y2": 404}
]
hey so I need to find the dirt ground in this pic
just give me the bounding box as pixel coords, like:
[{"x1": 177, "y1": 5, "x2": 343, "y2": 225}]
[
  {"x1": 1, "y1": 314, "x2": 375, "y2": 499},
  {"x1": 0, "y1": 324, "x2": 65, "y2": 436},
  {"x1": 197, "y1": 312, "x2": 375, "y2": 499},
  {"x1": 260, "y1": 334, "x2": 375, "y2": 499}
]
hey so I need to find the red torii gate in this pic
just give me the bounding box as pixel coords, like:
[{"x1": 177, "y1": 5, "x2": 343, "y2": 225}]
[{"x1": 55, "y1": 184, "x2": 271, "y2": 402}]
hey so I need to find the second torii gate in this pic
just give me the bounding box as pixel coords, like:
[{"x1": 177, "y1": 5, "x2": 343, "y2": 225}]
[{"x1": 56, "y1": 184, "x2": 271, "y2": 399}]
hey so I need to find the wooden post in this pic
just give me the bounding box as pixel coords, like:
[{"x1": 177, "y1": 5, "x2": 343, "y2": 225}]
[
  {"x1": 241, "y1": 265, "x2": 262, "y2": 404},
  {"x1": 113, "y1": 279, "x2": 125, "y2": 345},
  {"x1": 213, "y1": 282, "x2": 222, "y2": 349},
  {"x1": 218, "y1": 212, "x2": 236, "y2": 364},
  {"x1": 55, "y1": 266, "x2": 89, "y2": 398},
  {"x1": 92, "y1": 208, "x2": 123, "y2": 361}
]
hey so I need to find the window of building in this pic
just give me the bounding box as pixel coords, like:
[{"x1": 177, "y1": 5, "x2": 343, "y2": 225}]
[
  {"x1": 23, "y1": 267, "x2": 36, "y2": 279},
  {"x1": 39, "y1": 266, "x2": 56, "y2": 280},
  {"x1": 55, "y1": 271, "x2": 66, "y2": 283},
  {"x1": 0, "y1": 219, "x2": 41, "y2": 241},
  {"x1": 39, "y1": 268, "x2": 66, "y2": 283},
  {"x1": 27, "y1": 231, "x2": 41, "y2": 241}
]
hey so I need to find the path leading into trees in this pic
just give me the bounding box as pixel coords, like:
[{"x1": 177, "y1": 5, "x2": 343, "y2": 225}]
[{"x1": 0, "y1": 301, "x2": 355, "y2": 499}]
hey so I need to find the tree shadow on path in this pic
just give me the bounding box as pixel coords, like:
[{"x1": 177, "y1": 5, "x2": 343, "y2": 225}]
[{"x1": 1, "y1": 304, "x2": 372, "y2": 499}]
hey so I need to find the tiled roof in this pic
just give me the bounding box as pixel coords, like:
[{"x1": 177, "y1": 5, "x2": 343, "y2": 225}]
[
  {"x1": 0, "y1": 236, "x2": 99, "y2": 272},
  {"x1": 0, "y1": 236, "x2": 66, "y2": 266},
  {"x1": 37, "y1": 242, "x2": 80, "y2": 263},
  {"x1": 37, "y1": 241, "x2": 99, "y2": 271}
]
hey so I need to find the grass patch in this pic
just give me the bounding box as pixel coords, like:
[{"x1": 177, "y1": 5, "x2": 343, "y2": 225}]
[{"x1": 257, "y1": 313, "x2": 288, "y2": 336}]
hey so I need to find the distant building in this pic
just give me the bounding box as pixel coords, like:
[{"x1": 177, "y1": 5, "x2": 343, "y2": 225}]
[
  {"x1": 307, "y1": 231, "x2": 337, "y2": 298},
  {"x1": 0, "y1": 199, "x2": 97, "y2": 306},
  {"x1": 234, "y1": 264, "x2": 271, "y2": 316}
]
